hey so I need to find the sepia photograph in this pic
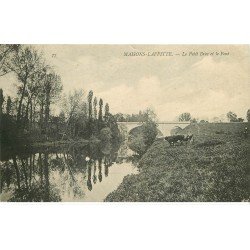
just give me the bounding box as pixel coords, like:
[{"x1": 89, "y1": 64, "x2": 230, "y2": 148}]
[
  {"x1": 0, "y1": 44, "x2": 249, "y2": 202},
  {"x1": 1, "y1": 1, "x2": 250, "y2": 250}
]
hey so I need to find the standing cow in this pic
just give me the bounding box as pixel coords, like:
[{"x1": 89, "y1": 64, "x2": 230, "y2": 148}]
[{"x1": 164, "y1": 134, "x2": 193, "y2": 146}]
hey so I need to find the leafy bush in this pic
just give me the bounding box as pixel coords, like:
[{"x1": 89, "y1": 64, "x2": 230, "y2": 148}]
[
  {"x1": 142, "y1": 120, "x2": 158, "y2": 148},
  {"x1": 105, "y1": 113, "x2": 121, "y2": 141},
  {"x1": 128, "y1": 119, "x2": 158, "y2": 155},
  {"x1": 170, "y1": 126, "x2": 183, "y2": 135},
  {"x1": 128, "y1": 135, "x2": 147, "y2": 156},
  {"x1": 99, "y1": 127, "x2": 112, "y2": 142}
]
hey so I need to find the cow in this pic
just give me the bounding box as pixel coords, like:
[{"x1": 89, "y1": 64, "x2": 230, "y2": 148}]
[
  {"x1": 164, "y1": 134, "x2": 193, "y2": 146},
  {"x1": 182, "y1": 134, "x2": 194, "y2": 145},
  {"x1": 164, "y1": 135, "x2": 185, "y2": 146}
]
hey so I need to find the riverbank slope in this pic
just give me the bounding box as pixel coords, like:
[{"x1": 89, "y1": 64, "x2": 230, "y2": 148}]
[{"x1": 105, "y1": 123, "x2": 250, "y2": 202}]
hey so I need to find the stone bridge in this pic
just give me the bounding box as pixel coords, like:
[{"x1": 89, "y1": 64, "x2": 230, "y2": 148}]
[{"x1": 117, "y1": 121, "x2": 190, "y2": 137}]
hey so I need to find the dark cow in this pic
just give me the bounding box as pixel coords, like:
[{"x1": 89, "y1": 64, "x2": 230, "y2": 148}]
[
  {"x1": 183, "y1": 134, "x2": 194, "y2": 144},
  {"x1": 164, "y1": 134, "x2": 193, "y2": 146},
  {"x1": 164, "y1": 135, "x2": 185, "y2": 146}
]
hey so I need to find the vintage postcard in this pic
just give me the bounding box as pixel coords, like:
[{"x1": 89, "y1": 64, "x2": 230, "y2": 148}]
[{"x1": 0, "y1": 45, "x2": 249, "y2": 202}]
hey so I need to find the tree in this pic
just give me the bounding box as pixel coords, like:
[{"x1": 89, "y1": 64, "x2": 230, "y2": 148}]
[
  {"x1": 93, "y1": 97, "x2": 98, "y2": 120},
  {"x1": 87, "y1": 90, "x2": 93, "y2": 120},
  {"x1": 0, "y1": 44, "x2": 20, "y2": 76},
  {"x1": 200, "y1": 120, "x2": 208, "y2": 123},
  {"x1": 179, "y1": 112, "x2": 191, "y2": 122},
  {"x1": 5, "y1": 46, "x2": 44, "y2": 125},
  {"x1": 24, "y1": 65, "x2": 49, "y2": 129},
  {"x1": 143, "y1": 108, "x2": 157, "y2": 122},
  {"x1": 98, "y1": 98, "x2": 103, "y2": 121},
  {"x1": 128, "y1": 108, "x2": 158, "y2": 155},
  {"x1": 227, "y1": 111, "x2": 237, "y2": 122},
  {"x1": 105, "y1": 113, "x2": 121, "y2": 141},
  {"x1": 62, "y1": 89, "x2": 87, "y2": 138},
  {"x1": 128, "y1": 134, "x2": 147, "y2": 156},
  {"x1": 43, "y1": 72, "x2": 62, "y2": 134},
  {"x1": 0, "y1": 88, "x2": 4, "y2": 115},
  {"x1": 190, "y1": 118, "x2": 198, "y2": 123},
  {"x1": 142, "y1": 109, "x2": 158, "y2": 148},
  {"x1": 114, "y1": 113, "x2": 125, "y2": 122},
  {"x1": 247, "y1": 109, "x2": 250, "y2": 122},
  {"x1": 104, "y1": 103, "x2": 110, "y2": 122},
  {"x1": 99, "y1": 127, "x2": 112, "y2": 142},
  {"x1": 6, "y1": 96, "x2": 12, "y2": 115}
]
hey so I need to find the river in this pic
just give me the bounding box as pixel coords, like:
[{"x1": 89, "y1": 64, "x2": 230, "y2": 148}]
[
  {"x1": 1, "y1": 123, "x2": 190, "y2": 202},
  {"x1": 0, "y1": 142, "x2": 138, "y2": 202}
]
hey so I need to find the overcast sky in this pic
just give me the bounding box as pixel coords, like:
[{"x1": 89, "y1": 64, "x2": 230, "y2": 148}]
[{"x1": 1, "y1": 45, "x2": 249, "y2": 121}]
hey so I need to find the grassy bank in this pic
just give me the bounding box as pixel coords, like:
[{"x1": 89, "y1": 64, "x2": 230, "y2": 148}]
[{"x1": 105, "y1": 123, "x2": 250, "y2": 202}]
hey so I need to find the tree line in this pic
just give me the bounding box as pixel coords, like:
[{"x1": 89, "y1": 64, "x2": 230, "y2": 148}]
[
  {"x1": 178, "y1": 111, "x2": 249, "y2": 123},
  {"x1": 114, "y1": 110, "x2": 250, "y2": 124},
  {"x1": 114, "y1": 110, "x2": 157, "y2": 122},
  {"x1": 0, "y1": 45, "x2": 120, "y2": 149}
]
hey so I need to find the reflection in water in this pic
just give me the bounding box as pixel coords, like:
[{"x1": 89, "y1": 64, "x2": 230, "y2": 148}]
[
  {"x1": 87, "y1": 164, "x2": 92, "y2": 191},
  {"x1": 98, "y1": 163, "x2": 102, "y2": 183},
  {"x1": 0, "y1": 142, "x2": 138, "y2": 202},
  {"x1": 93, "y1": 162, "x2": 97, "y2": 184}
]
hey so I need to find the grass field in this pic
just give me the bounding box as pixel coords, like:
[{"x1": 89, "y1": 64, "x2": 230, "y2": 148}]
[{"x1": 105, "y1": 122, "x2": 250, "y2": 202}]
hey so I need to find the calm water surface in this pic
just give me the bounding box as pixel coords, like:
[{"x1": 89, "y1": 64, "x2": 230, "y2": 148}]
[{"x1": 0, "y1": 142, "x2": 138, "y2": 202}]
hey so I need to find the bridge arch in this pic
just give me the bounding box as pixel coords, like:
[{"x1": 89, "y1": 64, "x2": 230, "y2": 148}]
[{"x1": 117, "y1": 122, "x2": 190, "y2": 137}]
